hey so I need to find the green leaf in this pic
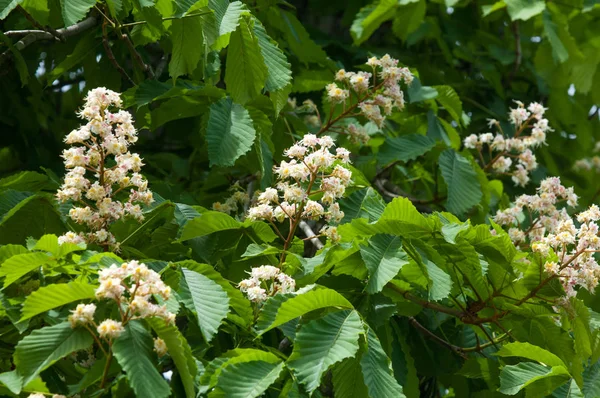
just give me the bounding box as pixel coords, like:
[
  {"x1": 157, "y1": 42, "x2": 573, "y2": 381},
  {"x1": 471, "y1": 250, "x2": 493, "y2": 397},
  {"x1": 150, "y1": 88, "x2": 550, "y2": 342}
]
[
  {"x1": 433, "y1": 85, "x2": 463, "y2": 124},
  {"x1": 495, "y1": 342, "x2": 567, "y2": 368},
  {"x1": 361, "y1": 327, "x2": 405, "y2": 398},
  {"x1": 542, "y1": 10, "x2": 569, "y2": 63},
  {"x1": 424, "y1": 258, "x2": 453, "y2": 301},
  {"x1": 377, "y1": 134, "x2": 436, "y2": 165},
  {"x1": 112, "y1": 320, "x2": 171, "y2": 398},
  {"x1": 0, "y1": 0, "x2": 22, "y2": 19},
  {"x1": 259, "y1": 287, "x2": 353, "y2": 334},
  {"x1": 252, "y1": 17, "x2": 292, "y2": 92},
  {"x1": 288, "y1": 310, "x2": 363, "y2": 393},
  {"x1": 360, "y1": 235, "x2": 408, "y2": 294},
  {"x1": 0, "y1": 171, "x2": 51, "y2": 192},
  {"x1": 180, "y1": 267, "x2": 230, "y2": 342},
  {"x1": 407, "y1": 78, "x2": 438, "y2": 103},
  {"x1": 60, "y1": 0, "x2": 97, "y2": 26},
  {"x1": 439, "y1": 149, "x2": 482, "y2": 216},
  {"x1": 217, "y1": 360, "x2": 284, "y2": 397},
  {"x1": 391, "y1": 0, "x2": 426, "y2": 40},
  {"x1": 225, "y1": 17, "x2": 267, "y2": 104},
  {"x1": 32, "y1": 234, "x2": 85, "y2": 258},
  {"x1": 276, "y1": 10, "x2": 327, "y2": 64},
  {"x1": 0, "y1": 194, "x2": 66, "y2": 245},
  {"x1": 20, "y1": 281, "x2": 96, "y2": 321},
  {"x1": 0, "y1": 252, "x2": 53, "y2": 288},
  {"x1": 205, "y1": 97, "x2": 257, "y2": 167},
  {"x1": 498, "y1": 362, "x2": 570, "y2": 395},
  {"x1": 340, "y1": 187, "x2": 386, "y2": 224},
  {"x1": 180, "y1": 211, "x2": 240, "y2": 240},
  {"x1": 351, "y1": 0, "x2": 397, "y2": 45},
  {"x1": 333, "y1": 357, "x2": 370, "y2": 398},
  {"x1": 211, "y1": 0, "x2": 246, "y2": 36},
  {"x1": 505, "y1": 0, "x2": 546, "y2": 20},
  {"x1": 14, "y1": 322, "x2": 93, "y2": 386},
  {"x1": 177, "y1": 260, "x2": 253, "y2": 326},
  {"x1": 147, "y1": 318, "x2": 197, "y2": 398},
  {"x1": 47, "y1": 31, "x2": 100, "y2": 84},
  {"x1": 169, "y1": 16, "x2": 204, "y2": 80}
]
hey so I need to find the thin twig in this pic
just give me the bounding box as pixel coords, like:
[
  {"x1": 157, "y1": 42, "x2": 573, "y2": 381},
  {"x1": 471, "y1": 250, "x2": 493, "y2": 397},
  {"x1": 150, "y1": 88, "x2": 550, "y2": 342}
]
[
  {"x1": 118, "y1": 11, "x2": 212, "y2": 28},
  {"x1": 408, "y1": 317, "x2": 467, "y2": 359},
  {"x1": 17, "y1": 5, "x2": 65, "y2": 42},
  {"x1": 120, "y1": 33, "x2": 155, "y2": 79},
  {"x1": 509, "y1": 21, "x2": 521, "y2": 83},
  {"x1": 102, "y1": 19, "x2": 135, "y2": 86}
]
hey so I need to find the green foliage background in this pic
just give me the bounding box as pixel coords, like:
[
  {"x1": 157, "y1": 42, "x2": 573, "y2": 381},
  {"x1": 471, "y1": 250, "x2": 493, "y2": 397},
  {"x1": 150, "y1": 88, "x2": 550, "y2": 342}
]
[{"x1": 0, "y1": 0, "x2": 600, "y2": 397}]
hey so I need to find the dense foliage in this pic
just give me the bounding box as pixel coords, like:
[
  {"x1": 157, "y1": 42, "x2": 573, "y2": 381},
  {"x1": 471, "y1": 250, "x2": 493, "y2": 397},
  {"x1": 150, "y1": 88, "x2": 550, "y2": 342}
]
[{"x1": 1, "y1": 0, "x2": 600, "y2": 397}]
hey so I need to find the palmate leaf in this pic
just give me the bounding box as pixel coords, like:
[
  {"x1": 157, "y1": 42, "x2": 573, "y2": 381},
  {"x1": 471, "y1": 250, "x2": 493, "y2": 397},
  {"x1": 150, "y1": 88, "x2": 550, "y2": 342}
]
[
  {"x1": 258, "y1": 287, "x2": 354, "y2": 334},
  {"x1": 205, "y1": 97, "x2": 256, "y2": 167},
  {"x1": 112, "y1": 320, "x2": 170, "y2": 398},
  {"x1": 360, "y1": 234, "x2": 408, "y2": 294},
  {"x1": 147, "y1": 318, "x2": 197, "y2": 398},
  {"x1": 0, "y1": 252, "x2": 54, "y2": 288},
  {"x1": 225, "y1": 16, "x2": 267, "y2": 104},
  {"x1": 438, "y1": 149, "x2": 482, "y2": 216},
  {"x1": 20, "y1": 281, "x2": 96, "y2": 321},
  {"x1": 210, "y1": 0, "x2": 246, "y2": 36},
  {"x1": 217, "y1": 360, "x2": 284, "y2": 398},
  {"x1": 14, "y1": 322, "x2": 93, "y2": 386},
  {"x1": 361, "y1": 327, "x2": 405, "y2": 398},
  {"x1": 287, "y1": 310, "x2": 363, "y2": 393},
  {"x1": 0, "y1": 170, "x2": 52, "y2": 192},
  {"x1": 179, "y1": 267, "x2": 230, "y2": 342},
  {"x1": 505, "y1": 0, "x2": 546, "y2": 21}
]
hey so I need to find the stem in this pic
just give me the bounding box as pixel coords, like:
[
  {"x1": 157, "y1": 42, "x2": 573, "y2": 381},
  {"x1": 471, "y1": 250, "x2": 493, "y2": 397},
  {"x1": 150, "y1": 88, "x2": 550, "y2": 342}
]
[
  {"x1": 85, "y1": 325, "x2": 108, "y2": 356},
  {"x1": 100, "y1": 348, "x2": 113, "y2": 389},
  {"x1": 118, "y1": 11, "x2": 212, "y2": 28}
]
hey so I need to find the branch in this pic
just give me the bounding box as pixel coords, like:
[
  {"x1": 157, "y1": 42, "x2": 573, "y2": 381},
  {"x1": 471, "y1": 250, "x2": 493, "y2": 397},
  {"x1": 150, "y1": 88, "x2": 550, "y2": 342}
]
[
  {"x1": 1, "y1": 16, "x2": 98, "y2": 67},
  {"x1": 101, "y1": 19, "x2": 135, "y2": 86},
  {"x1": 299, "y1": 220, "x2": 324, "y2": 250},
  {"x1": 17, "y1": 5, "x2": 64, "y2": 42},
  {"x1": 408, "y1": 317, "x2": 467, "y2": 359}
]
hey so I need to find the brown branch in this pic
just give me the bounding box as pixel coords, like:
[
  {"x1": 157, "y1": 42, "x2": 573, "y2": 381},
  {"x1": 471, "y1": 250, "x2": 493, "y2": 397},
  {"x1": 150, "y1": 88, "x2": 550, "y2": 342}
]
[
  {"x1": 120, "y1": 33, "x2": 155, "y2": 79},
  {"x1": 17, "y1": 5, "x2": 64, "y2": 42},
  {"x1": 102, "y1": 19, "x2": 135, "y2": 86},
  {"x1": 408, "y1": 317, "x2": 467, "y2": 359},
  {"x1": 0, "y1": 15, "x2": 98, "y2": 67}
]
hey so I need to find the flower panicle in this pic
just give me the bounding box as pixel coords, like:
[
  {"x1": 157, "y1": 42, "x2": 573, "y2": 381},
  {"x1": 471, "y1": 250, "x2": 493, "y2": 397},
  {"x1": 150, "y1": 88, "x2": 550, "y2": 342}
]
[
  {"x1": 464, "y1": 101, "x2": 552, "y2": 187},
  {"x1": 56, "y1": 87, "x2": 153, "y2": 249}
]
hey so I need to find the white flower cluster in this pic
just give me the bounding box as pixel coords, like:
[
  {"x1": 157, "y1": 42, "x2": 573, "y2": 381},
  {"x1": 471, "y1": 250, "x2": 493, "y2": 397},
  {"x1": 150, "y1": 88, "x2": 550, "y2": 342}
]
[
  {"x1": 28, "y1": 394, "x2": 66, "y2": 398},
  {"x1": 330, "y1": 54, "x2": 413, "y2": 129},
  {"x1": 96, "y1": 260, "x2": 175, "y2": 324},
  {"x1": 493, "y1": 177, "x2": 600, "y2": 296},
  {"x1": 246, "y1": 134, "x2": 351, "y2": 244},
  {"x1": 494, "y1": 177, "x2": 578, "y2": 245},
  {"x1": 238, "y1": 265, "x2": 296, "y2": 303},
  {"x1": 573, "y1": 142, "x2": 600, "y2": 173},
  {"x1": 68, "y1": 261, "x2": 174, "y2": 341},
  {"x1": 154, "y1": 337, "x2": 168, "y2": 357},
  {"x1": 212, "y1": 188, "x2": 249, "y2": 216},
  {"x1": 56, "y1": 87, "x2": 153, "y2": 249},
  {"x1": 530, "y1": 204, "x2": 600, "y2": 296},
  {"x1": 464, "y1": 101, "x2": 552, "y2": 187}
]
